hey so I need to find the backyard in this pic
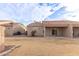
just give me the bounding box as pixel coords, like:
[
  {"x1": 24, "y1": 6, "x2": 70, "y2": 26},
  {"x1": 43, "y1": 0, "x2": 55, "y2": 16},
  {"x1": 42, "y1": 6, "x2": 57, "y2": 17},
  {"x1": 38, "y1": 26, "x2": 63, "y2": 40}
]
[{"x1": 4, "y1": 37, "x2": 79, "y2": 56}]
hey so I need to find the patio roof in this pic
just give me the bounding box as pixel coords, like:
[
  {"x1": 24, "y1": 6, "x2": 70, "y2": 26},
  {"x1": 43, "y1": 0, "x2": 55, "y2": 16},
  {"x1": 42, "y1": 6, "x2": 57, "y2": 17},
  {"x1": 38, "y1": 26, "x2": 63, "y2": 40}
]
[{"x1": 42, "y1": 20, "x2": 79, "y2": 27}]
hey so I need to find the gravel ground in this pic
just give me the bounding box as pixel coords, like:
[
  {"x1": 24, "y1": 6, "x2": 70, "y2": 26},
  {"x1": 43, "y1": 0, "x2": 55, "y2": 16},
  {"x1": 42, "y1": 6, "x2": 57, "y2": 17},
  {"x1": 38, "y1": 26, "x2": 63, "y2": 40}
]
[{"x1": 5, "y1": 37, "x2": 79, "y2": 56}]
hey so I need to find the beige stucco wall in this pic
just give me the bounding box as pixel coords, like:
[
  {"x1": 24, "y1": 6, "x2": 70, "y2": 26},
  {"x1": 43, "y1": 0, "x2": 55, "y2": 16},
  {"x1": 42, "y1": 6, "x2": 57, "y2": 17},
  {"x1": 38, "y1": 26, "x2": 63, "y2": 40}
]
[
  {"x1": 13, "y1": 24, "x2": 25, "y2": 33},
  {"x1": 27, "y1": 26, "x2": 44, "y2": 36},
  {"x1": 73, "y1": 27, "x2": 79, "y2": 37},
  {"x1": 45, "y1": 27, "x2": 52, "y2": 36},
  {"x1": 45, "y1": 27, "x2": 67, "y2": 37},
  {"x1": 64, "y1": 25, "x2": 73, "y2": 38},
  {"x1": 27, "y1": 26, "x2": 74, "y2": 37},
  {"x1": 5, "y1": 27, "x2": 13, "y2": 36},
  {"x1": 0, "y1": 26, "x2": 5, "y2": 52},
  {"x1": 27, "y1": 21, "x2": 79, "y2": 38},
  {"x1": 5, "y1": 24, "x2": 25, "y2": 36}
]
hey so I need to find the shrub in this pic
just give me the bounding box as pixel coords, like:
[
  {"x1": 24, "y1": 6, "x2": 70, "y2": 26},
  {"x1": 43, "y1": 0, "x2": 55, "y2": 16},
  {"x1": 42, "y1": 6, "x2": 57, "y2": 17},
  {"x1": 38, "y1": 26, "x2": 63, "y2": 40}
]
[{"x1": 31, "y1": 30, "x2": 36, "y2": 36}]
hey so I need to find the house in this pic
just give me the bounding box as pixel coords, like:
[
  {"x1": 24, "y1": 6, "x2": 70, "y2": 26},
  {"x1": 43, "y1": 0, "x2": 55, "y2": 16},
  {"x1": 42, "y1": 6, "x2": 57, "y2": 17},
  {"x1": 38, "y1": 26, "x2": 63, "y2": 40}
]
[
  {"x1": 27, "y1": 20, "x2": 79, "y2": 38},
  {"x1": 0, "y1": 20, "x2": 26, "y2": 37},
  {"x1": 0, "y1": 25, "x2": 5, "y2": 52},
  {"x1": 0, "y1": 19, "x2": 26, "y2": 52},
  {"x1": 27, "y1": 22, "x2": 44, "y2": 37}
]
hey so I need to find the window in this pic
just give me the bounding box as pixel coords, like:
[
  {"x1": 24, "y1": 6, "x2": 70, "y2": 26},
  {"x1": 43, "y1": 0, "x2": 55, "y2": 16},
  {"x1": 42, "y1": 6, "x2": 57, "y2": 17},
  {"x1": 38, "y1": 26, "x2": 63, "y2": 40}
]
[{"x1": 52, "y1": 29, "x2": 57, "y2": 36}]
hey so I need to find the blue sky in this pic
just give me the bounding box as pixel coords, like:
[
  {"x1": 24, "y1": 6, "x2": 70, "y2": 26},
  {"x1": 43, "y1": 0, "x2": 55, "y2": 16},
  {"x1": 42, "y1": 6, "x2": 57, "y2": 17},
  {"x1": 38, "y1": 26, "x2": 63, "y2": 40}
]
[{"x1": 0, "y1": 3, "x2": 79, "y2": 25}]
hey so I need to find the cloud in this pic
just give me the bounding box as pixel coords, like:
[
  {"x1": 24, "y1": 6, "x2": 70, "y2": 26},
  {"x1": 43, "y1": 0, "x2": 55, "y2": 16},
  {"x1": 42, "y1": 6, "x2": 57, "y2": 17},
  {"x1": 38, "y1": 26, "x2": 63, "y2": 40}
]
[
  {"x1": 32, "y1": 3, "x2": 64, "y2": 22},
  {"x1": 0, "y1": 3, "x2": 38, "y2": 24},
  {"x1": 62, "y1": 10, "x2": 79, "y2": 21},
  {"x1": 0, "y1": 3, "x2": 67, "y2": 25},
  {"x1": 0, "y1": 10, "x2": 12, "y2": 20},
  {"x1": 60, "y1": 0, "x2": 79, "y2": 11},
  {"x1": 31, "y1": 6, "x2": 52, "y2": 22},
  {"x1": 1, "y1": 3, "x2": 79, "y2": 25},
  {"x1": 54, "y1": 0, "x2": 79, "y2": 21}
]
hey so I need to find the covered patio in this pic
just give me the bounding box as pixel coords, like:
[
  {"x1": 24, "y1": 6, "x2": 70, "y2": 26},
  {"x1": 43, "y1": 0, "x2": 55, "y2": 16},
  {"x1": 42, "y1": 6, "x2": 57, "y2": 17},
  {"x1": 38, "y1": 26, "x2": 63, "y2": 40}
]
[
  {"x1": 44, "y1": 27, "x2": 67, "y2": 37},
  {"x1": 43, "y1": 21, "x2": 74, "y2": 38}
]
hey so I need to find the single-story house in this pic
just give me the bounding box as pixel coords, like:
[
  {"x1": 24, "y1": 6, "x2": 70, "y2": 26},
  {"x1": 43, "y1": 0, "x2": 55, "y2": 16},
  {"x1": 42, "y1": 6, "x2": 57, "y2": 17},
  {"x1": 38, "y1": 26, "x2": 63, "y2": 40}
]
[
  {"x1": 0, "y1": 19, "x2": 26, "y2": 52},
  {"x1": 27, "y1": 20, "x2": 79, "y2": 38},
  {"x1": 0, "y1": 20, "x2": 26, "y2": 36},
  {"x1": 27, "y1": 22, "x2": 44, "y2": 37},
  {"x1": 0, "y1": 25, "x2": 5, "y2": 52}
]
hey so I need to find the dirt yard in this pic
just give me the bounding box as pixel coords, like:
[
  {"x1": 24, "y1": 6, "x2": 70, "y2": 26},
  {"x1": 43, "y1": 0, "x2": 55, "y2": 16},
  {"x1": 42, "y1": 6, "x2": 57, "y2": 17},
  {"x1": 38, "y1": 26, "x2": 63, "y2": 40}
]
[{"x1": 4, "y1": 37, "x2": 79, "y2": 56}]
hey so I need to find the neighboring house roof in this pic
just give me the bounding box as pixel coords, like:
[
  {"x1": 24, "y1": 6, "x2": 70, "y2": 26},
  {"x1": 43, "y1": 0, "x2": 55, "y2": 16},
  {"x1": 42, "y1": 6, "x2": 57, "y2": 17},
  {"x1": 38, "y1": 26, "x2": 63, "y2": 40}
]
[
  {"x1": 0, "y1": 20, "x2": 16, "y2": 22},
  {"x1": 0, "y1": 20, "x2": 26, "y2": 31},
  {"x1": 27, "y1": 22, "x2": 43, "y2": 27},
  {"x1": 0, "y1": 20, "x2": 17, "y2": 26},
  {"x1": 17, "y1": 23, "x2": 26, "y2": 31}
]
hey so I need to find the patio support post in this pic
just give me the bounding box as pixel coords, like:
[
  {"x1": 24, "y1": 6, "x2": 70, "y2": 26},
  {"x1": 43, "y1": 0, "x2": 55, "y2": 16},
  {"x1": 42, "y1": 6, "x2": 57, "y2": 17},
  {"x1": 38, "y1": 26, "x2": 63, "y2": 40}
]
[
  {"x1": 44, "y1": 27, "x2": 46, "y2": 37},
  {"x1": 67, "y1": 24, "x2": 73, "y2": 38}
]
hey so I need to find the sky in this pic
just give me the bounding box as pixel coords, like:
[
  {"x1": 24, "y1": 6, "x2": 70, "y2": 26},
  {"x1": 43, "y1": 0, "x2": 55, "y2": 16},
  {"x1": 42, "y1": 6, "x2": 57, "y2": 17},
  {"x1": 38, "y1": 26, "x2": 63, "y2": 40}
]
[{"x1": 0, "y1": 1, "x2": 79, "y2": 25}]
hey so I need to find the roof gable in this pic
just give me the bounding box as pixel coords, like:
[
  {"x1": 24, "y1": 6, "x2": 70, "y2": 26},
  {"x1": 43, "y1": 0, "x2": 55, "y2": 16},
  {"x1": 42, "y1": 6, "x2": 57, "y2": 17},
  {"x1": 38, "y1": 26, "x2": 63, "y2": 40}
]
[{"x1": 27, "y1": 22, "x2": 43, "y2": 27}]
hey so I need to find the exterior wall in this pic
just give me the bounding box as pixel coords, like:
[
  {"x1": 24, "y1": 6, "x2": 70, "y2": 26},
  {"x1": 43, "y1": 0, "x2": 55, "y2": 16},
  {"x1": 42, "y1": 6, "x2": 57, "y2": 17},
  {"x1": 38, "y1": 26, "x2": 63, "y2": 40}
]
[
  {"x1": 27, "y1": 26, "x2": 74, "y2": 37},
  {"x1": 64, "y1": 25, "x2": 73, "y2": 38},
  {"x1": 5, "y1": 27, "x2": 13, "y2": 36},
  {"x1": 73, "y1": 27, "x2": 79, "y2": 37},
  {"x1": 45, "y1": 27, "x2": 52, "y2": 36},
  {"x1": 5, "y1": 24, "x2": 25, "y2": 36},
  {"x1": 12, "y1": 24, "x2": 25, "y2": 34},
  {"x1": 0, "y1": 26, "x2": 5, "y2": 52},
  {"x1": 27, "y1": 21, "x2": 79, "y2": 38},
  {"x1": 45, "y1": 27, "x2": 67, "y2": 37},
  {"x1": 27, "y1": 26, "x2": 44, "y2": 37},
  {"x1": 44, "y1": 26, "x2": 79, "y2": 38}
]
